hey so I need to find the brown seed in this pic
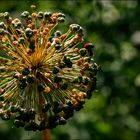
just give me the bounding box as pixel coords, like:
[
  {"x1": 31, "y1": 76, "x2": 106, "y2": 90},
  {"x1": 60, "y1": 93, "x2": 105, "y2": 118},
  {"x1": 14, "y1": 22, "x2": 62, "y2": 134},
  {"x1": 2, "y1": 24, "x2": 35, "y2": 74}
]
[
  {"x1": 44, "y1": 86, "x2": 51, "y2": 93},
  {"x1": 54, "y1": 38, "x2": 60, "y2": 44},
  {"x1": 0, "y1": 88, "x2": 4, "y2": 94},
  {"x1": 74, "y1": 48, "x2": 79, "y2": 53},
  {"x1": 83, "y1": 62, "x2": 89, "y2": 70},
  {"x1": 31, "y1": 5, "x2": 36, "y2": 10},
  {"x1": 44, "y1": 72, "x2": 51, "y2": 78},
  {"x1": 60, "y1": 34, "x2": 66, "y2": 40}
]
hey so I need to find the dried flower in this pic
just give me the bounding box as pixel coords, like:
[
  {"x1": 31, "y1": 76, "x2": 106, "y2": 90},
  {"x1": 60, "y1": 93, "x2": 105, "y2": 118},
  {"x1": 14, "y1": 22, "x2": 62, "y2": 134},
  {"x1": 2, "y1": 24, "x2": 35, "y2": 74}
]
[{"x1": 0, "y1": 5, "x2": 99, "y2": 131}]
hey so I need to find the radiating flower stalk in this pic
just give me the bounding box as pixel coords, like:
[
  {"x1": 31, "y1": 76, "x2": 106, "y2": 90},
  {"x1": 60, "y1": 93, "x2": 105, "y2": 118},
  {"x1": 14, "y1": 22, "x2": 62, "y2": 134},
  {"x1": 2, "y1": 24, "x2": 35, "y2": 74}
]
[{"x1": 0, "y1": 5, "x2": 99, "y2": 131}]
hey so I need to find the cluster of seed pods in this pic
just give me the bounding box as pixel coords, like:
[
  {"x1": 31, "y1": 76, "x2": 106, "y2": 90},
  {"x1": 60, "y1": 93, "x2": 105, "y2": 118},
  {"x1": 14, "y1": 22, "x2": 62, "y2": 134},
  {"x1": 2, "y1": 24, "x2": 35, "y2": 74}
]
[{"x1": 0, "y1": 5, "x2": 98, "y2": 131}]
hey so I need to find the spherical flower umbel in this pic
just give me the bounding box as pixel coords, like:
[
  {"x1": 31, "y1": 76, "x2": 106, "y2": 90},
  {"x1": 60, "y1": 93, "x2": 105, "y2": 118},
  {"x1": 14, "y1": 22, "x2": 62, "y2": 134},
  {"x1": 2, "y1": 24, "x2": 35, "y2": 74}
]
[{"x1": 0, "y1": 5, "x2": 99, "y2": 131}]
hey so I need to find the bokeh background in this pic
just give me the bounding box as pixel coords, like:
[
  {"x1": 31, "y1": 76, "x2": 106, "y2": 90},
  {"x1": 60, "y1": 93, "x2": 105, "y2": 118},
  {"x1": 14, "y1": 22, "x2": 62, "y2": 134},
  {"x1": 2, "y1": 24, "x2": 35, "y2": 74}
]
[{"x1": 0, "y1": 0, "x2": 140, "y2": 139}]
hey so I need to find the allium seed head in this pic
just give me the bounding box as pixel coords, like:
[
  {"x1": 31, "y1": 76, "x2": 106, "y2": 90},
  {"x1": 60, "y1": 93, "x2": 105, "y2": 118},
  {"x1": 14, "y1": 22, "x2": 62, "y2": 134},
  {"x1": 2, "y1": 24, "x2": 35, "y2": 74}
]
[{"x1": 0, "y1": 5, "x2": 99, "y2": 131}]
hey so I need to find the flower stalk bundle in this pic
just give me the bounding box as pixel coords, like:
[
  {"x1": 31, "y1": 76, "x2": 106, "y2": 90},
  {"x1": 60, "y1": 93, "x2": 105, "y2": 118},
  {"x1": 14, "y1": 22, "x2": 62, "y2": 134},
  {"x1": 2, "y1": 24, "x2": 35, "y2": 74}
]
[{"x1": 0, "y1": 5, "x2": 98, "y2": 131}]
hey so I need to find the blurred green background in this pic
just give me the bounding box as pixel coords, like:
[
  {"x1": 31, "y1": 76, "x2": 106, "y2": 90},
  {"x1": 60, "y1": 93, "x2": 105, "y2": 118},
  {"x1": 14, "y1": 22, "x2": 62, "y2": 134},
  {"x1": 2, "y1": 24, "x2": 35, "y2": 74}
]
[{"x1": 0, "y1": 0, "x2": 140, "y2": 139}]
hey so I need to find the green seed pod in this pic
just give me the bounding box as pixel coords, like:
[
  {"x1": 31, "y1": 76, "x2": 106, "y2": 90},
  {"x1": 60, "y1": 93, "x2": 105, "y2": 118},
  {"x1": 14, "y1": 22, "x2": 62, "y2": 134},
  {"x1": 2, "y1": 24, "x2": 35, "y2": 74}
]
[
  {"x1": 22, "y1": 68, "x2": 30, "y2": 75},
  {"x1": 82, "y1": 77, "x2": 90, "y2": 85},
  {"x1": 78, "y1": 76, "x2": 83, "y2": 84},
  {"x1": 0, "y1": 22, "x2": 6, "y2": 29},
  {"x1": 10, "y1": 105, "x2": 20, "y2": 113},
  {"x1": 55, "y1": 44, "x2": 61, "y2": 50},
  {"x1": 18, "y1": 37, "x2": 24, "y2": 44},
  {"x1": 0, "y1": 96, "x2": 4, "y2": 101},
  {"x1": 44, "y1": 12, "x2": 52, "y2": 19},
  {"x1": 58, "y1": 13, "x2": 65, "y2": 18},
  {"x1": 86, "y1": 90, "x2": 92, "y2": 99},
  {"x1": 53, "y1": 105, "x2": 63, "y2": 113},
  {"x1": 21, "y1": 11, "x2": 30, "y2": 18},
  {"x1": 27, "y1": 15, "x2": 32, "y2": 21},
  {"x1": 47, "y1": 115, "x2": 59, "y2": 129},
  {"x1": 14, "y1": 22, "x2": 22, "y2": 29},
  {"x1": 59, "y1": 117, "x2": 67, "y2": 125},
  {"x1": 0, "y1": 29, "x2": 5, "y2": 35},
  {"x1": 28, "y1": 109, "x2": 36, "y2": 120},
  {"x1": 29, "y1": 40, "x2": 35, "y2": 49},
  {"x1": 79, "y1": 48, "x2": 87, "y2": 56},
  {"x1": 19, "y1": 82, "x2": 27, "y2": 90},
  {"x1": 27, "y1": 75, "x2": 35, "y2": 84},
  {"x1": 63, "y1": 56, "x2": 72, "y2": 68},
  {"x1": 70, "y1": 24, "x2": 80, "y2": 32},
  {"x1": 57, "y1": 17, "x2": 65, "y2": 23},
  {"x1": 1, "y1": 113, "x2": 10, "y2": 120},
  {"x1": 64, "y1": 109, "x2": 74, "y2": 119},
  {"x1": 42, "y1": 103, "x2": 51, "y2": 113},
  {"x1": 4, "y1": 12, "x2": 9, "y2": 20},
  {"x1": 13, "y1": 120, "x2": 25, "y2": 127},
  {"x1": 60, "y1": 82, "x2": 68, "y2": 90},
  {"x1": 75, "y1": 103, "x2": 83, "y2": 111},
  {"x1": 37, "y1": 84, "x2": 44, "y2": 92},
  {"x1": 54, "y1": 76, "x2": 62, "y2": 83},
  {"x1": 59, "y1": 62, "x2": 66, "y2": 69},
  {"x1": 54, "y1": 30, "x2": 62, "y2": 37},
  {"x1": 53, "y1": 66, "x2": 59, "y2": 74},
  {"x1": 77, "y1": 26, "x2": 83, "y2": 34},
  {"x1": 37, "y1": 11, "x2": 44, "y2": 19},
  {"x1": 25, "y1": 28, "x2": 33, "y2": 38}
]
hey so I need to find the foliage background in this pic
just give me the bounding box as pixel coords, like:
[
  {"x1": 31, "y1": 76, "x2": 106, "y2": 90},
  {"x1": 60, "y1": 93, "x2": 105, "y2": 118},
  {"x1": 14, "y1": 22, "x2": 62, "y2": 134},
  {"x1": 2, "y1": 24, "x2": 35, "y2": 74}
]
[{"x1": 0, "y1": 0, "x2": 140, "y2": 139}]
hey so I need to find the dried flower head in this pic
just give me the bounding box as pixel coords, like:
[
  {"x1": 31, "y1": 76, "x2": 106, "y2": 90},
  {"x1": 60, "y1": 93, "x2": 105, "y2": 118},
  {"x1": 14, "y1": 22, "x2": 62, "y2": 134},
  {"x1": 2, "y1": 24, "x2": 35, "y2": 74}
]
[{"x1": 0, "y1": 5, "x2": 99, "y2": 131}]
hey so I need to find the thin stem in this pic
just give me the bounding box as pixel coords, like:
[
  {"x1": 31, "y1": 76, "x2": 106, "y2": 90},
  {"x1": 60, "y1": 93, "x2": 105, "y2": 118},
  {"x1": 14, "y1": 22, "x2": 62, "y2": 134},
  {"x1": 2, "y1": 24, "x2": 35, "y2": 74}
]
[{"x1": 43, "y1": 129, "x2": 51, "y2": 140}]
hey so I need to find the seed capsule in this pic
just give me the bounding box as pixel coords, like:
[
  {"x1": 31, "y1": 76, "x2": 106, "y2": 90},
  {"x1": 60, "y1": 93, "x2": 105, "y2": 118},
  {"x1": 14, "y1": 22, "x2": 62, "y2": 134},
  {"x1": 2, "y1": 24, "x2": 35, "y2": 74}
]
[
  {"x1": 25, "y1": 28, "x2": 33, "y2": 38},
  {"x1": 24, "y1": 122, "x2": 38, "y2": 131},
  {"x1": 59, "y1": 62, "x2": 66, "y2": 69},
  {"x1": 84, "y1": 43, "x2": 95, "y2": 49},
  {"x1": 19, "y1": 82, "x2": 27, "y2": 90},
  {"x1": 27, "y1": 75, "x2": 35, "y2": 84},
  {"x1": 44, "y1": 12, "x2": 52, "y2": 19},
  {"x1": 54, "y1": 30, "x2": 62, "y2": 37},
  {"x1": 22, "y1": 68, "x2": 30, "y2": 75},
  {"x1": 82, "y1": 77, "x2": 90, "y2": 85},
  {"x1": 63, "y1": 56, "x2": 72, "y2": 68},
  {"x1": 59, "y1": 117, "x2": 67, "y2": 125},
  {"x1": 53, "y1": 67, "x2": 59, "y2": 74},
  {"x1": 60, "y1": 83, "x2": 68, "y2": 90},
  {"x1": 58, "y1": 17, "x2": 65, "y2": 23},
  {"x1": 29, "y1": 40, "x2": 35, "y2": 49},
  {"x1": 37, "y1": 11, "x2": 44, "y2": 19},
  {"x1": 79, "y1": 48, "x2": 87, "y2": 56},
  {"x1": 18, "y1": 37, "x2": 24, "y2": 44},
  {"x1": 0, "y1": 96, "x2": 4, "y2": 101},
  {"x1": 75, "y1": 103, "x2": 83, "y2": 111},
  {"x1": 4, "y1": 12, "x2": 9, "y2": 19},
  {"x1": 1, "y1": 113, "x2": 10, "y2": 120},
  {"x1": 54, "y1": 76, "x2": 62, "y2": 83},
  {"x1": 37, "y1": 84, "x2": 44, "y2": 92},
  {"x1": 13, "y1": 120, "x2": 25, "y2": 127},
  {"x1": 21, "y1": 11, "x2": 30, "y2": 18},
  {"x1": 10, "y1": 105, "x2": 20, "y2": 113},
  {"x1": 55, "y1": 44, "x2": 61, "y2": 50},
  {"x1": 0, "y1": 22, "x2": 6, "y2": 29},
  {"x1": 70, "y1": 24, "x2": 80, "y2": 32},
  {"x1": 42, "y1": 103, "x2": 51, "y2": 113}
]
